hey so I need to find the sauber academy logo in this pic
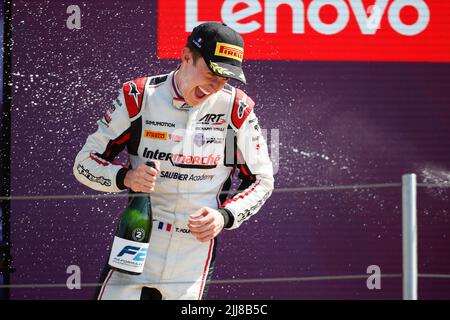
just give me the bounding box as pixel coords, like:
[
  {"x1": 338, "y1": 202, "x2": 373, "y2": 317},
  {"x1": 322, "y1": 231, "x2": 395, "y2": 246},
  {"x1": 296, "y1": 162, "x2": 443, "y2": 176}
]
[{"x1": 158, "y1": 0, "x2": 450, "y2": 62}]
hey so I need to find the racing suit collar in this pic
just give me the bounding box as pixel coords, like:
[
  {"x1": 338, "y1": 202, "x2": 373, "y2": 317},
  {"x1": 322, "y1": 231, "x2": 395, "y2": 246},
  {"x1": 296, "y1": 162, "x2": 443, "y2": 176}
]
[{"x1": 170, "y1": 69, "x2": 193, "y2": 111}]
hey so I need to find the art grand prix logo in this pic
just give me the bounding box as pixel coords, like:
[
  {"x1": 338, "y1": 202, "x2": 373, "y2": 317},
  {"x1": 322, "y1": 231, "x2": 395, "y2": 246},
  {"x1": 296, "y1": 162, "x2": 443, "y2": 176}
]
[
  {"x1": 158, "y1": 0, "x2": 450, "y2": 62},
  {"x1": 198, "y1": 113, "x2": 226, "y2": 125}
]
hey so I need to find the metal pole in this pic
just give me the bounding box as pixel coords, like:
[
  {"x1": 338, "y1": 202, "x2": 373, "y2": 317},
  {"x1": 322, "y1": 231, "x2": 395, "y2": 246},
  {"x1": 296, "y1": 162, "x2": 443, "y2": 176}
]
[{"x1": 402, "y1": 173, "x2": 418, "y2": 300}]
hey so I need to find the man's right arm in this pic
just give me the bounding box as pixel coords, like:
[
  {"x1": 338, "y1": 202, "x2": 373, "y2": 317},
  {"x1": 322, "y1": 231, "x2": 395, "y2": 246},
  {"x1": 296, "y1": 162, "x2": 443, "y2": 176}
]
[{"x1": 73, "y1": 89, "x2": 131, "y2": 193}]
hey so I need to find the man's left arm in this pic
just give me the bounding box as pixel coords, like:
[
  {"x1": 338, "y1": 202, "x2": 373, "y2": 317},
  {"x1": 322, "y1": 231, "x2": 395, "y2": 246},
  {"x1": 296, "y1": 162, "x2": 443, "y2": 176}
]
[
  {"x1": 218, "y1": 103, "x2": 275, "y2": 230},
  {"x1": 188, "y1": 91, "x2": 274, "y2": 240}
]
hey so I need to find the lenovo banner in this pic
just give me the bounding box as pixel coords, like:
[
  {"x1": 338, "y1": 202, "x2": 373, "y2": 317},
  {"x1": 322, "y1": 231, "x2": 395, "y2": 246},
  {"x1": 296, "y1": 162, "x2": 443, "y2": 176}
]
[{"x1": 158, "y1": 0, "x2": 450, "y2": 62}]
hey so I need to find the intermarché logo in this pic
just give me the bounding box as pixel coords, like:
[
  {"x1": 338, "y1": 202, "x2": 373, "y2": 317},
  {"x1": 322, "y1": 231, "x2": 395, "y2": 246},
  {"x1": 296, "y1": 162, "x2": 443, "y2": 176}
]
[{"x1": 142, "y1": 148, "x2": 221, "y2": 169}]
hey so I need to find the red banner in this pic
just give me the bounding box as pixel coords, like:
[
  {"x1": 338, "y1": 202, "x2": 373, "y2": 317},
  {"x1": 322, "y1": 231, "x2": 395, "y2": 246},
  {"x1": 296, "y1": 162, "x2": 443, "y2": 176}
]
[{"x1": 158, "y1": 0, "x2": 450, "y2": 62}]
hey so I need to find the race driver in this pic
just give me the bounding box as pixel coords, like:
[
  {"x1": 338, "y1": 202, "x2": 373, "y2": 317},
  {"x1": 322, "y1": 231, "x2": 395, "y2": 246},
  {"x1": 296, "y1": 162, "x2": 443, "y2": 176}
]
[{"x1": 73, "y1": 22, "x2": 274, "y2": 300}]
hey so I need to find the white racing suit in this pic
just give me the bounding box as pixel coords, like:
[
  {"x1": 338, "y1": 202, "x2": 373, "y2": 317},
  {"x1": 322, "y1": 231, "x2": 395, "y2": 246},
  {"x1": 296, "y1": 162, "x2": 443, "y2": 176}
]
[{"x1": 73, "y1": 70, "x2": 274, "y2": 300}]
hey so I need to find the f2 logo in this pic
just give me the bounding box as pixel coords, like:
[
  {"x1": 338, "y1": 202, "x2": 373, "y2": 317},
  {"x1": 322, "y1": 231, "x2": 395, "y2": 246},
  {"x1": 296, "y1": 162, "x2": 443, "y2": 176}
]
[{"x1": 117, "y1": 246, "x2": 148, "y2": 262}]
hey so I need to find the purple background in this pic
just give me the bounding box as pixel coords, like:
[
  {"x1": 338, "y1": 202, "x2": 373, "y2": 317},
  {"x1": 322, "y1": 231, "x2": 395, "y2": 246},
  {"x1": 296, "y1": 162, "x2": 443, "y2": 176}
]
[{"x1": 8, "y1": 0, "x2": 450, "y2": 299}]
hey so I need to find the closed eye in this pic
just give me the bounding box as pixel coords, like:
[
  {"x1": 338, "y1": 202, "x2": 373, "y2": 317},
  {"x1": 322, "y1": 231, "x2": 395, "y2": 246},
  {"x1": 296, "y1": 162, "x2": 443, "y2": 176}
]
[{"x1": 207, "y1": 71, "x2": 228, "y2": 82}]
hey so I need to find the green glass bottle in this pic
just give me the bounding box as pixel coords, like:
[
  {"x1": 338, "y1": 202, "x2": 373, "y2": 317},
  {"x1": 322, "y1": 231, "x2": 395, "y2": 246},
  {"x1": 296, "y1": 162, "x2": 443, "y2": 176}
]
[{"x1": 108, "y1": 162, "x2": 154, "y2": 275}]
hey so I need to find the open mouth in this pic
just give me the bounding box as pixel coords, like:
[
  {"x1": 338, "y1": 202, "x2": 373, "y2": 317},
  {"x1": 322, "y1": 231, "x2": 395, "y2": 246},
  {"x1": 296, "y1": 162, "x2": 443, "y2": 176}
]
[{"x1": 195, "y1": 86, "x2": 211, "y2": 99}]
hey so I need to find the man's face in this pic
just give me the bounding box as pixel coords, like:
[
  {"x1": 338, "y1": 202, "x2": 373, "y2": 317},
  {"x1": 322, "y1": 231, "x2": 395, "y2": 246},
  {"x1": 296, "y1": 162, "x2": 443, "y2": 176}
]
[{"x1": 177, "y1": 48, "x2": 229, "y2": 107}]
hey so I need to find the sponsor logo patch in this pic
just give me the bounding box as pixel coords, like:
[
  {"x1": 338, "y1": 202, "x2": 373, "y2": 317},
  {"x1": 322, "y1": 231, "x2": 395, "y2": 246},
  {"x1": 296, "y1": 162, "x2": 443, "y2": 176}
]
[
  {"x1": 145, "y1": 120, "x2": 176, "y2": 128},
  {"x1": 128, "y1": 82, "x2": 141, "y2": 107},
  {"x1": 194, "y1": 133, "x2": 205, "y2": 147},
  {"x1": 77, "y1": 164, "x2": 111, "y2": 186},
  {"x1": 169, "y1": 133, "x2": 183, "y2": 142},
  {"x1": 144, "y1": 130, "x2": 168, "y2": 140},
  {"x1": 198, "y1": 113, "x2": 226, "y2": 125},
  {"x1": 196, "y1": 126, "x2": 225, "y2": 132},
  {"x1": 160, "y1": 170, "x2": 214, "y2": 181},
  {"x1": 193, "y1": 36, "x2": 203, "y2": 48},
  {"x1": 143, "y1": 130, "x2": 182, "y2": 142},
  {"x1": 206, "y1": 136, "x2": 224, "y2": 144},
  {"x1": 214, "y1": 42, "x2": 244, "y2": 62},
  {"x1": 142, "y1": 148, "x2": 221, "y2": 169},
  {"x1": 236, "y1": 191, "x2": 271, "y2": 223},
  {"x1": 238, "y1": 98, "x2": 249, "y2": 119}
]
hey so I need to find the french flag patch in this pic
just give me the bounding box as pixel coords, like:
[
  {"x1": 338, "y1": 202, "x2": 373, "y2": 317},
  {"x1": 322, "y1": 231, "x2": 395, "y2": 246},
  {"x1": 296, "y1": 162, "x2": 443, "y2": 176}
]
[{"x1": 158, "y1": 221, "x2": 172, "y2": 232}]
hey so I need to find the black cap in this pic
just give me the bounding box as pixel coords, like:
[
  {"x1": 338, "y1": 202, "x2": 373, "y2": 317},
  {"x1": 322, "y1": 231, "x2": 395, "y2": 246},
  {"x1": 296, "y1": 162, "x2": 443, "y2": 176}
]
[{"x1": 188, "y1": 22, "x2": 246, "y2": 84}]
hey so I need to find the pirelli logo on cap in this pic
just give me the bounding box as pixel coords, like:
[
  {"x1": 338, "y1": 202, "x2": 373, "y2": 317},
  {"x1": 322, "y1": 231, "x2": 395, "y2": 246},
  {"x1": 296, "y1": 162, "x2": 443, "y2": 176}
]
[
  {"x1": 144, "y1": 130, "x2": 167, "y2": 140},
  {"x1": 214, "y1": 42, "x2": 243, "y2": 62}
]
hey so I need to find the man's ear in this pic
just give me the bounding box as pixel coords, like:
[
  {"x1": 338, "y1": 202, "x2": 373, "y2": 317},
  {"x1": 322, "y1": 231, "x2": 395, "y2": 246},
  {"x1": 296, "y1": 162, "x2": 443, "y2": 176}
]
[{"x1": 181, "y1": 47, "x2": 192, "y2": 64}]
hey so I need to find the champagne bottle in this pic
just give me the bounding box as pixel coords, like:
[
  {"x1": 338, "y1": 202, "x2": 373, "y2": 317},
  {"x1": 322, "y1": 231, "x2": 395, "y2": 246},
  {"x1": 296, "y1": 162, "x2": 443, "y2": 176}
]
[{"x1": 108, "y1": 161, "x2": 155, "y2": 275}]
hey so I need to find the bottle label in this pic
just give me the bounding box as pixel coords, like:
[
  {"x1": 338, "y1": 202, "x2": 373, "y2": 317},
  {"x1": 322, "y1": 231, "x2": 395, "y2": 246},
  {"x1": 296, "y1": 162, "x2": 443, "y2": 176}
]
[{"x1": 108, "y1": 236, "x2": 149, "y2": 273}]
